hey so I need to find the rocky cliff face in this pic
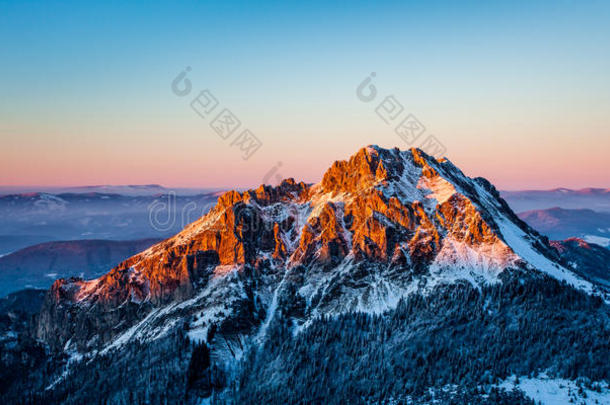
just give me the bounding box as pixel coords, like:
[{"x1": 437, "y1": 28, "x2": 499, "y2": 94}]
[{"x1": 36, "y1": 146, "x2": 604, "y2": 353}]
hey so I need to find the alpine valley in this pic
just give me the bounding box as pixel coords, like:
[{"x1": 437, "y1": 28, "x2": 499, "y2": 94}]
[{"x1": 2, "y1": 146, "x2": 609, "y2": 404}]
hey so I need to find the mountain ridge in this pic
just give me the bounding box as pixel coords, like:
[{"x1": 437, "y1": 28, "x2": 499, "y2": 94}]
[{"x1": 37, "y1": 146, "x2": 604, "y2": 352}]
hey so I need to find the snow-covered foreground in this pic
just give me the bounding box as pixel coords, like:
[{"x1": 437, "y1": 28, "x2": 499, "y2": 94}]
[{"x1": 500, "y1": 374, "x2": 610, "y2": 405}]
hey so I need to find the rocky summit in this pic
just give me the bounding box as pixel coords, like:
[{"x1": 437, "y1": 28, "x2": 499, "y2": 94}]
[{"x1": 3, "y1": 146, "x2": 609, "y2": 404}]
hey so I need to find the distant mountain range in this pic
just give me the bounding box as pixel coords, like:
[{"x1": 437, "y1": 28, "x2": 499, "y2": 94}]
[
  {"x1": 501, "y1": 187, "x2": 610, "y2": 212},
  {"x1": 517, "y1": 207, "x2": 610, "y2": 247},
  {"x1": 0, "y1": 191, "x2": 220, "y2": 253},
  {"x1": 0, "y1": 184, "x2": 220, "y2": 197},
  {"x1": 0, "y1": 238, "x2": 162, "y2": 297}
]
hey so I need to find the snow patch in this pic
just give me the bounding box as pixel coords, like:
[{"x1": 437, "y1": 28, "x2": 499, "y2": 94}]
[
  {"x1": 417, "y1": 175, "x2": 457, "y2": 205},
  {"x1": 499, "y1": 374, "x2": 610, "y2": 405},
  {"x1": 427, "y1": 238, "x2": 516, "y2": 287},
  {"x1": 583, "y1": 234, "x2": 610, "y2": 247}
]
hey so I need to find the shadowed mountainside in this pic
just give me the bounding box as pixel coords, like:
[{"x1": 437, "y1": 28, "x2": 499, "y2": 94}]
[{"x1": 0, "y1": 238, "x2": 162, "y2": 296}]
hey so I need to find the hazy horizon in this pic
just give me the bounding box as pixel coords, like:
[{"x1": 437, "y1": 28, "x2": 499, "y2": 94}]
[{"x1": 0, "y1": 182, "x2": 608, "y2": 193}]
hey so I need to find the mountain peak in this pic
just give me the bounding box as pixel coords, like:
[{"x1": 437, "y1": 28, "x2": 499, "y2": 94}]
[
  {"x1": 39, "y1": 145, "x2": 603, "y2": 351},
  {"x1": 319, "y1": 146, "x2": 445, "y2": 198}
]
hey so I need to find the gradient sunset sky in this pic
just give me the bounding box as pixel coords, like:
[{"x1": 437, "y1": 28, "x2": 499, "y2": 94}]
[{"x1": 1, "y1": 0, "x2": 609, "y2": 190}]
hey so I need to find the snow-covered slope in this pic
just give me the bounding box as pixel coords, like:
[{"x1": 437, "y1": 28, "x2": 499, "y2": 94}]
[{"x1": 499, "y1": 374, "x2": 610, "y2": 405}]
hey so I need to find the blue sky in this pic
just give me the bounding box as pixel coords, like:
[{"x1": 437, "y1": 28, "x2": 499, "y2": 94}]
[{"x1": 1, "y1": 0, "x2": 609, "y2": 189}]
